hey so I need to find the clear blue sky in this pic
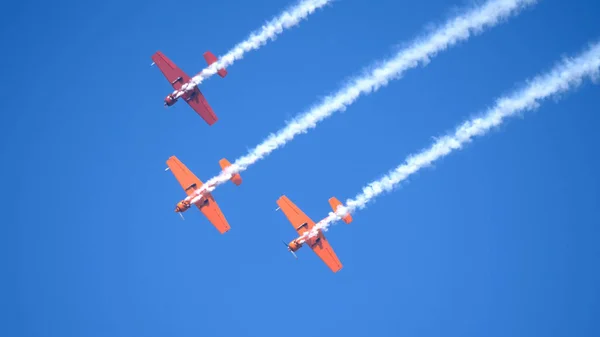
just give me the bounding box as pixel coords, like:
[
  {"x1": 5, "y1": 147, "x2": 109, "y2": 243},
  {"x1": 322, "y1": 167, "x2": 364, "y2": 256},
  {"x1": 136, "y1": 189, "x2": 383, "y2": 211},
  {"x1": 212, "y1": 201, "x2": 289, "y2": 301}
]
[{"x1": 2, "y1": 0, "x2": 599, "y2": 336}]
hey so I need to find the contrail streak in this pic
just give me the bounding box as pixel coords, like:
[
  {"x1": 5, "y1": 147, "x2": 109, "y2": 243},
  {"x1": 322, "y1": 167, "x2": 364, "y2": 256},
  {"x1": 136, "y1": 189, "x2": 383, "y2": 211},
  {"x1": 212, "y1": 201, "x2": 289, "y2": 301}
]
[
  {"x1": 195, "y1": 0, "x2": 538, "y2": 199},
  {"x1": 302, "y1": 41, "x2": 600, "y2": 241},
  {"x1": 177, "y1": 0, "x2": 332, "y2": 95}
]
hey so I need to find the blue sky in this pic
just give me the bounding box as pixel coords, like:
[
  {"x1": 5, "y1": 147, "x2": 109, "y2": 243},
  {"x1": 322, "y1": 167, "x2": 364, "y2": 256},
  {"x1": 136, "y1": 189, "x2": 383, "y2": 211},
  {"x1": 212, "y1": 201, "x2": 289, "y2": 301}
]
[{"x1": 2, "y1": 0, "x2": 600, "y2": 336}]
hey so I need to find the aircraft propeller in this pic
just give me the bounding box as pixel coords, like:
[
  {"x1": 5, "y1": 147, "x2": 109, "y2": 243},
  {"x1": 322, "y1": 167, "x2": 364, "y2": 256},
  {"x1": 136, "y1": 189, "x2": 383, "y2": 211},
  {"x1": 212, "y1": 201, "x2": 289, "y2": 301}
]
[{"x1": 282, "y1": 240, "x2": 298, "y2": 259}]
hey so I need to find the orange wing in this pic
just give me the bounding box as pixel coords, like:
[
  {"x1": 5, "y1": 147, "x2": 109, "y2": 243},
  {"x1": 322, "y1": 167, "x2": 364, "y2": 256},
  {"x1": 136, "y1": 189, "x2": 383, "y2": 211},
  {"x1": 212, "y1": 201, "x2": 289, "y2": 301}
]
[
  {"x1": 196, "y1": 194, "x2": 230, "y2": 234},
  {"x1": 166, "y1": 156, "x2": 203, "y2": 196},
  {"x1": 307, "y1": 232, "x2": 342, "y2": 273},
  {"x1": 166, "y1": 156, "x2": 230, "y2": 234},
  {"x1": 276, "y1": 196, "x2": 343, "y2": 273},
  {"x1": 276, "y1": 195, "x2": 314, "y2": 236}
]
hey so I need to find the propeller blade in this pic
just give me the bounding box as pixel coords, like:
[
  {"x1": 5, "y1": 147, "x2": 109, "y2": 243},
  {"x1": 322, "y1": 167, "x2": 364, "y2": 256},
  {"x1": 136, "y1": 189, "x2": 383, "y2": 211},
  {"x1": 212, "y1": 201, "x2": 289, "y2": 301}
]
[
  {"x1": 179, "y1": 212, "x2": 185, "y2": 220},
  {"x1": 282, "y1": 240, "x2": 298, "y2": 259}
]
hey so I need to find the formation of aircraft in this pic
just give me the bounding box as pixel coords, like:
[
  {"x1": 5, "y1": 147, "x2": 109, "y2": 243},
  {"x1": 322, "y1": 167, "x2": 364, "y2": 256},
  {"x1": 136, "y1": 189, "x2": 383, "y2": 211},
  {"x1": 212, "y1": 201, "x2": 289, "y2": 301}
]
[
  {"x1": 152, "y1": 50, "x2": 228, "y2": 126},
  {"x1": 277, "y1": 195, "x2": 353, "y2": 273},
  {"x1": 153, "y1": 49, "x2": 353, "y2": 273},
  {"x1": 165, "y1": 156, "x2": 242, "y2": 234}
]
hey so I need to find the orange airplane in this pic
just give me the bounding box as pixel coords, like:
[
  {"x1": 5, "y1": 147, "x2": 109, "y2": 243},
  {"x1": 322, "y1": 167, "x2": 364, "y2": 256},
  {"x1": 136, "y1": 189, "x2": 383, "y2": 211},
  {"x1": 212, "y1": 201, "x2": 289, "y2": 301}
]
[
  {"x1": 277, "y1": 195, "x2": 353, "y2": 273},
  {"x1": 166, "y1": 155, "x2": 242, "y2": 234}
]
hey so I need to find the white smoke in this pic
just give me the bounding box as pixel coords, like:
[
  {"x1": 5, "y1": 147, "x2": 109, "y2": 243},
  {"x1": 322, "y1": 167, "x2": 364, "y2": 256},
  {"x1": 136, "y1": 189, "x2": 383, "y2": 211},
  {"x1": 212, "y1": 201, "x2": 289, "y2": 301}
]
[
  {"x1": 301, "y1": 41, "x2": 600, "y2": 241},
  {"x1": 198, "y1": 0, "x2": 539, "y2": 195},
  {"x1": 176, "y1": 0, "x2": 332, "y2": 96}
]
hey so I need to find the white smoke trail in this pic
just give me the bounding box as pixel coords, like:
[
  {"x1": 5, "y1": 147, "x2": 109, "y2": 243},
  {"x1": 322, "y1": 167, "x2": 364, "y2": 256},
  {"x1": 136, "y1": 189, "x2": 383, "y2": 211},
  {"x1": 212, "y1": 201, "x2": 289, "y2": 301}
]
[
  {"x1": 177, "y1": 0, "x2": 332, "y2": 95},
  {"x1": 196, "y1": 0, "x2": 538, "y2": 198},
  {"x1": 301, "y1": 41, "x2": 600, "y2": 241}
]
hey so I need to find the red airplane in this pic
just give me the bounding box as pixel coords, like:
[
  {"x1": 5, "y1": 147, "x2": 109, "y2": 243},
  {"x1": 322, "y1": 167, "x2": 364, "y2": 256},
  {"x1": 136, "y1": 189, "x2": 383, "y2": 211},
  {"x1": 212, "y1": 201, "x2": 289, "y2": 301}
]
[
  {"x1": 151, "y1": 50, "x2": 228, "y2": 125},
  {"x1": 166, "y1": 155, "x2": 242, "y2": 234},
  {"x1": 277, "y1": 195, "x2": 353, "y2": 273}
]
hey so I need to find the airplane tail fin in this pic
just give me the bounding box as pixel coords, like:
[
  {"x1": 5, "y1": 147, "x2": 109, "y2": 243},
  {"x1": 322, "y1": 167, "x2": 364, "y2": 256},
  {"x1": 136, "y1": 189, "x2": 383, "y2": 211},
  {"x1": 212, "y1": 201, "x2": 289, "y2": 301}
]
[
  {"x1": 203, "y1": 51, "x2": 228, "y2": 78},
  {"x1": 219, "y1": 158, "x2": 242, "y2": 186},
  {"x1": 328, "y1": 197, "x2": 352, "y2": 224}
]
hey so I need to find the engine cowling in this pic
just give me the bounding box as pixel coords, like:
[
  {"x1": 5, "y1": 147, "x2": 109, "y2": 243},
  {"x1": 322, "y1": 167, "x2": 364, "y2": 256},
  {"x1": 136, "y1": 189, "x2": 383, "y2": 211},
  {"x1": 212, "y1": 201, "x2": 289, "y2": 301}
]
[{"x1": 164, "y1": 95, "x2": 177, "y2": 106}]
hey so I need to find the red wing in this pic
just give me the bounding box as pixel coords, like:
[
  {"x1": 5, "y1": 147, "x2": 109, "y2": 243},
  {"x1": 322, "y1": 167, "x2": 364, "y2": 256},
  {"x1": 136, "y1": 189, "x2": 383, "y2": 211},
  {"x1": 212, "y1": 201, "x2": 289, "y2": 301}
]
[
  {"x1": 166, "y1": 156, "x2": 203, "y2": 196},
  {"x1": 184, "y1": 87, "x2": 218, "y2": 125},
  {"x1": 196, "y1": 193, "x2": 231, "y2": 234},
  {"x1": 276, "y1": 195, "x2": 315, "y2": 236},
  {"x1": 276, "y1": 196, "x2": 343, "y2": 273},
  {"x1": 308, "y1": 232, "x2": 343, "y2": 273},
  {"x1": 151, "y1": 51, "x2": 191, "y2": 91}
]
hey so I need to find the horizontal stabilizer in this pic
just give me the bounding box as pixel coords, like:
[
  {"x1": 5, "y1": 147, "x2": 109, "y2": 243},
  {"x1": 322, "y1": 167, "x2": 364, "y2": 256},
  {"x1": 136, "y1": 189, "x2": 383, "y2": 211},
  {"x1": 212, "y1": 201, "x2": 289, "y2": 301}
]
[
  {"x1": 203, "y1": 51, "x2": 228, "y2": 78},
  {"x1": 328, "y1": 197, "x2": 352, "y2": 224},
  {"x1": 219, "y1": 158, "x2": 242, "y2": 186}
]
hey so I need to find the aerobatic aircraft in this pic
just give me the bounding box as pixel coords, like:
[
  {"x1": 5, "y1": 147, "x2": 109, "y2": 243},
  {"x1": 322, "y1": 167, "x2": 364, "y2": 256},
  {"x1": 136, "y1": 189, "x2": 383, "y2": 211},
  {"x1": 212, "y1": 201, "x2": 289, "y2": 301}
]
[
  {"x1": 166, "y1": 156, "x2": 241, "y2": 234},
  {"x1": 277, "y1": 195, "x2": 353, "y2": 273},
  {"x1": 152, "y1": 51, "x2": 228, "y2": 125}
]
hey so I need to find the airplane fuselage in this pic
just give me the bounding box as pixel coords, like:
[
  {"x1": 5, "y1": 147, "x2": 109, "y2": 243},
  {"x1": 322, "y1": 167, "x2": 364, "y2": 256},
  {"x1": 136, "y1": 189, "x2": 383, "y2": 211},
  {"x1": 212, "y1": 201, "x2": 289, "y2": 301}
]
[
  {"x1": 289, "y1": 223, "x2": 324, "y2": 252},
  {"x1": 175, "y1": 195, "x2": 209, "y2": 213},
  {"x1": 164, "y1": 76, "x2": 198, "y2": 107},
  {"x1": 292, "y1": 218, "x2": 327, "y2": 248},
  {"x1": 174, "y1": 183, "x2": 215, "y2": 214},
  {"x1": 164, "y1": 88, "x2": 197, "y2": 107},
  {"x1": 287, "y1": 231, "x2": 324, "y2": 256}
]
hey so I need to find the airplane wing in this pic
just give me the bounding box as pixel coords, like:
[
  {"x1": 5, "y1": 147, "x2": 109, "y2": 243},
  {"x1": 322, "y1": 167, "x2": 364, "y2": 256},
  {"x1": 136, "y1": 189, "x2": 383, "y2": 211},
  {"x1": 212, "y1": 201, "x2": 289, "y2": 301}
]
[
  {"x1": 276, "y1": 195, "x2": 314, "y2": 236},
  {"x1": 184, "y1": 87, "x2": 218, "y2": 125},
  {"x1": 276, "y1": 196, "x2": 343, "y2": 273},
  {"x1": 151, "y1": 51, "x2": 218, "y2": 125},
  {"x1": 196, "y1": 194, "x2": 230, "y2": 234},
  {"x1": 166, "y1": 155, "x2": 203, "y2": 196},
  {"x1": 307, "y1": 232, "x2": 342, "y2": 273},
  {"x1": 166, "y1": 156, "x2": 230, "y2": 234}
]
